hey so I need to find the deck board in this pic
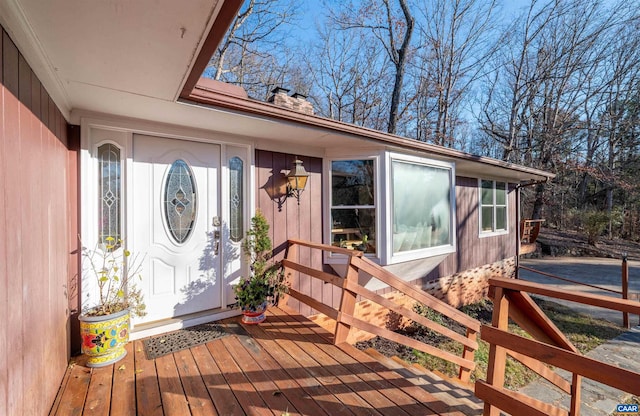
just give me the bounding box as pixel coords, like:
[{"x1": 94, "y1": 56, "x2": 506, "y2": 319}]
[
  {"x1": 133, "y1": 339, "x2": 163, "y2": 416},
  {"x1": 82, "y1": 365, "x2": 113, "y2": 416},
  {"x1": 207, "y1": 339, "x2": 273, "y2": 416},
  {"x1": 239, "y1": 319, "x2": 354, "y2": 416},
  {"x1": 53, "y1": 356, "x2": 91, "y2": 416},
  {"x1": 110, "y1": 343, "x2": 136, "y2": 416},
  {"x1": 190, "y1": 343, "x2": 243, "y2": 415},
  {"x1": 155, "y1": 353, "x2": 191, "y2": 415},
  {"x1": 172, "y1": 348, "x2": 218, "y2": 416},
  {"x1": 273, "y1": 307, "x2": 429, "y2": 415},
  {"x1": 51, "y1": 307, "x2": 480, "y2": 415},
  {"x1": 267, "y1": 308, "x2": 408, "y2": 416}
]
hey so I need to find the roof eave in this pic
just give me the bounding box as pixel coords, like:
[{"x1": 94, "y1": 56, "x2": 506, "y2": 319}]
[{"x1": 186, "y1": 81, "x2": 555, "y2": 182}]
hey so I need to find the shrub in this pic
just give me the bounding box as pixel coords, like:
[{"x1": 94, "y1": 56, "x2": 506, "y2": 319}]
[{"x1": 583, "y1": 210, "x2": 609, "y2": 245}]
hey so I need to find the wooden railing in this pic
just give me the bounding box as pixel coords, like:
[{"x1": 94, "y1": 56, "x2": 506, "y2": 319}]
[
  {"x1": 478, "y1": 277, "x2": 640, "y2": 416},
  {"x1": 520, "y1": 219, "x2": 544, "y2": 254},
  {"x1": 282, "y1": 238, "x2": 481, "y2": 383},
  {"x1": 520, "y1": 255, "x2": 638, "y2": 328}
]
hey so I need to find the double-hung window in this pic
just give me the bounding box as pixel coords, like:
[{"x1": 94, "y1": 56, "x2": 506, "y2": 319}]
[
  {"x1": 480, "y1": 180, "x2": 507, "y2": 235},
  {"x1": 330, "y1": 159, "x2": 376, "y2": 254}
]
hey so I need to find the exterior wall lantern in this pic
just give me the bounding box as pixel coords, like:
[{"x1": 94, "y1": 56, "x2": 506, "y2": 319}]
[{"x1": 286, "y1": 159, "x2": 310, "y2": 204}]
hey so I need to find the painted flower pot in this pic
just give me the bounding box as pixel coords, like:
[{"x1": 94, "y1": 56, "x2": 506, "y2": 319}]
[
  {"x1": 79, "y1": 309, "x2": 130, "y2": 367},
  {"x1": 241, "y1": 302, "x2": 267, "y2": 325}
]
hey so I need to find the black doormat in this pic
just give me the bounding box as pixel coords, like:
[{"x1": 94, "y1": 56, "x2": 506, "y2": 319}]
[{"x1": 142, "y1": 323, "x2": 230, "y2": 360}]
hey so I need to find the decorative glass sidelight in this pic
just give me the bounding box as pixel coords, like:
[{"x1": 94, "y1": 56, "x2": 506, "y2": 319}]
[
  {"x1": 98, "y1": 143, "x2": 121, "y2": 244},
  {"x1": 164, "y1": 160, "x2": 197, "y2": 244},
  {"x1": 229, "y1": 157, "x2": 244, "y2": 242}
]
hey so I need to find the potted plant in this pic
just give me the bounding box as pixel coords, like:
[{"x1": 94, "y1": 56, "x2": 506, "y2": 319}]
[
  {"x1": 79, "y1": 237, "x2": 146, "y2": 367},
  {"x1": 233, "y1": 211, "x2": 288, "y2": 324}
]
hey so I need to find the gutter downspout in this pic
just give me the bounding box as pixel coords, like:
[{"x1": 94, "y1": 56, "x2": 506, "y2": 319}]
[{"x1": 514, "y1": 178, "x2": 550, "y2": 279}]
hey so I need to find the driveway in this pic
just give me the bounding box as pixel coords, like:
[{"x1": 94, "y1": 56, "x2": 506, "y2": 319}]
[{"x1": 518, "y1": 256, "x2": 640, "y2": 326}]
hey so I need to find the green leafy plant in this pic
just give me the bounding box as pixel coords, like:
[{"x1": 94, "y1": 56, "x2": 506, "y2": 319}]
[
  {"x1": 233, "y1": 211, "x2": 288, "y2": 311},
  {"x1": 82, "y1": 237, "x2": 146, "y2": 317}
]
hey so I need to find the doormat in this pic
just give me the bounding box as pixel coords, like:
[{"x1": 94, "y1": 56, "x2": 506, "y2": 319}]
[{"x1": 142, "y1": 323, "x2": 230, "y2": 360}]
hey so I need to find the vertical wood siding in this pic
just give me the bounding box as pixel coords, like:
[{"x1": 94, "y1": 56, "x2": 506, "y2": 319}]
[
  {"x1": 0, "y1": 28, "x2": 74, "y2": 416},
  {"x1": 255, "y1": 150, "x2": 325, "y2": 316}
]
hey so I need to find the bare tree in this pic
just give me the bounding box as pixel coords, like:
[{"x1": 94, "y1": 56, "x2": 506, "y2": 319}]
[
  {"x1": 331, "y1": 0, "x2": 415, "y2": 134},
  {"x1": 480, "y1": 0, "x2": 632, "y2": 220},
  {"x1": 413, "y1": 0, "x2": 498, "y2": 147},
  {"x1": 304, "y1": 20, "x2": 391, "y2": 130},
  {"x1": 206, "y1": 0, "x2": 300, "y2": 99}
]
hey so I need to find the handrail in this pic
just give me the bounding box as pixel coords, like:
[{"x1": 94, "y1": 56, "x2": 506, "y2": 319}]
[
  {"x1": 519, "y1": 265, "x2": 622, "y2": 295},
  {"x1": 490, "y1": 277, "x2": 640, "y2": 314},
  {"x1": 282, "y1": 239, "x2": 481, "y2": 383},
  {"x1": 482, "y1": 325, "x2": 640, "y2": 394},
  {"x1": 287, "y1": 238, "x2": 363, "y2": 257},
  {"x1": 480, "y1": 278, "x2": 640, "y2": 416}
]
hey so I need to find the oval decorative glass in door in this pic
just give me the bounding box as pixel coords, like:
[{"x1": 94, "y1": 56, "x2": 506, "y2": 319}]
[{"x1": 164, "y1": 160, "x2": 197, "y2": 243}]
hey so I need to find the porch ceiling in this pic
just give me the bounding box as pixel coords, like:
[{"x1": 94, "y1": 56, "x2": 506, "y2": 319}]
[{"x1": 0, "y1": 0, "x2": 224, "y2": 118}]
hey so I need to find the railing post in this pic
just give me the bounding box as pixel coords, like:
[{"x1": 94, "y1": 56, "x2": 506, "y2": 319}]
[
  {"x1": 570, "y1": 373, "x2": 582, "y2": 416},
  {"x1": 281, "y1": 241, "x2": 297, "y2": 307},
  {"x1": 623, "y1": 254, "x2": 629, "y2": 329},
  {"x1": 483, "y1": 287, "x2": 509, "y2": 416},
  {"x1": 334, "y1": 255, "x2": 359, "y2": 345},
  {"x1": 459, "y1": 328, "x2": 476, "y2": 383}
]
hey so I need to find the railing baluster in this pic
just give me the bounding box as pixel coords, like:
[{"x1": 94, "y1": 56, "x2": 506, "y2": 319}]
[
  {"x1": 459, "y1": 328, "x2": 477, "y2": 383},
  {"x1": 334, "y1": 255, "x2": 359, "y2": 344}
]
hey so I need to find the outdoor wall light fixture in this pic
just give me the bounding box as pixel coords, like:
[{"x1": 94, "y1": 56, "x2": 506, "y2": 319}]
[{"x1": 285, "y1": 159, "x2": 310, "y2": 204}]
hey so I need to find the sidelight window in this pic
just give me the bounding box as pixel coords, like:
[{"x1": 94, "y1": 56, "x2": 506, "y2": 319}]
[{"x1": 98, "y1": 143, "x2": 121, "y2": 245}]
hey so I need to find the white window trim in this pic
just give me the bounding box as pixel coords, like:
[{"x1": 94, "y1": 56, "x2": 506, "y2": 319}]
[
  {"x1": 324, "y1": 155, "x2": 381, "y2": 265},
  {"x1": 478, "y1": 179, "x2": 509, "y2": 237},
  {"x1": 384, "y1": 153, "x2": 456, "y2": 265}
]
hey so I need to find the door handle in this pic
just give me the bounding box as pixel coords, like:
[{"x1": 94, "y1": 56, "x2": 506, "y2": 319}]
[
  {"x1": 212, "y1": 216, "x2": 221, "y2": 256},
  {"x1": 213, "y1": 228, "x2": 220, "y2": 256}
]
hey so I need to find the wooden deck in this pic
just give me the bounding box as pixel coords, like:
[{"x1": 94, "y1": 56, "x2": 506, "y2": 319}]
[{"x1": 50, "y1": 307, "x2": 482, "y2": 416}]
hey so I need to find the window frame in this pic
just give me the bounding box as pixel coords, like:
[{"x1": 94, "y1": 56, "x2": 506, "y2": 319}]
[
  {"x1": 325, "y1": 156, "x2": 380, "y2": 263},
  {"x1": 478, "y1": 179, "x2": 509, "y2": 237},
  {"x1": 384, "y1": 153, "x2": 456, "y2": 264}
]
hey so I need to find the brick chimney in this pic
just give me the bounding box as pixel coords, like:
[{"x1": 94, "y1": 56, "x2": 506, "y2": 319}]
[{"x1": 267, "y1": 87, "x2": 314, "y2": 115}]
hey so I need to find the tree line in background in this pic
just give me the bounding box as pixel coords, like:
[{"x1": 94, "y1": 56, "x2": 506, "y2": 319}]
[{"x1": 207, "y1": 0, "x2": 640, "y2": 244}]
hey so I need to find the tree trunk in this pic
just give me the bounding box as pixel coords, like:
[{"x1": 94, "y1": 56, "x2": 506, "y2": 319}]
[{"x1": 387, "y1": 0, "x2": 414, "y2": 134}]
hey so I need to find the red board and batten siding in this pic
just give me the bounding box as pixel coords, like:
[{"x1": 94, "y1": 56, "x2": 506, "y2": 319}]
[
  {"x1": 0, "y1": 28, "x2": 77, "y2": 416},
  {"x1": 255, "y1": 150, "x2": 332, "y2": 316}
]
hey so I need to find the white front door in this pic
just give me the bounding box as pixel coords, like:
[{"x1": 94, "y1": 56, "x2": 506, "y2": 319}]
[{"x1": 132, "y1": 134, "x2": 222, "y2": 323}]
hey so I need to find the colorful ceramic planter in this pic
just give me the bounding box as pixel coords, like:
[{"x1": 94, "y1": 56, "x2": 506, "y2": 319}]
[{"x1": 79, "y1": 309, "x2": 130, "y2": 367}]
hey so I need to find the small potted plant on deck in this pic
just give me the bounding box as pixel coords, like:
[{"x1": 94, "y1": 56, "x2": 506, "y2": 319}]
[
  {"x1": 79, "y1": 237, "x2": 146, "y2": 367},
  {"x1": 233, "y1": 211, "x2": 288, "y2": 324}
]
